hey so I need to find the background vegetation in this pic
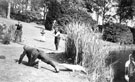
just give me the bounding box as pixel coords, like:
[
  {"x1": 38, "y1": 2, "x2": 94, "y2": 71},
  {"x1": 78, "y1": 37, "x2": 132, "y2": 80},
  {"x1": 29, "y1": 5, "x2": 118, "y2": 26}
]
[
  {"x1": 102, "y1": 23, "x2": 133, "y2": 44},
  {"x1": 1, "y1": 0, "x2": 135, "y2": 82}
]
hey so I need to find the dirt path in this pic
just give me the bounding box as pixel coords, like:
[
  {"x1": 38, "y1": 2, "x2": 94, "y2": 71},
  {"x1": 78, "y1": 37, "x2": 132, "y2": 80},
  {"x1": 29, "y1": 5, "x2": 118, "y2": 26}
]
[{"x1": 0, "y1": 18, "x2": 88, "y2": 82}]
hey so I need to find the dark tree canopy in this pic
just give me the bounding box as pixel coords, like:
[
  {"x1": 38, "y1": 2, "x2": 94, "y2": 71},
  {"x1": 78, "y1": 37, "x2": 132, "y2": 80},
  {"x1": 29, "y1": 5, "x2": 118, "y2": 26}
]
[
  {"x1": 44, "y1": 0, "x2": 63, "y2": 30},
  {"x1": 0, "y1": 0, "x2": 8, "y2": 17},
  {"x1": 45, "y1": 0, "x2": 96, "y2": 31},
  {"x1": 117, "y1": 0, "x2": 134, "y2": 22}
]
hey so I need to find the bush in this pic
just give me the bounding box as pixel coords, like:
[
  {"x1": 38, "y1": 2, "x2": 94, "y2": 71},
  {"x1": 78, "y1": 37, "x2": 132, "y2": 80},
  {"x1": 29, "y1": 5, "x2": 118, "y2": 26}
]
[
  {"x1": 0, "y1": 8, "x2": 7, "y2": 18},
  {"x1": 0, "y1": 22, "x2": 16, "y2": 44},
  {"x1": 45, "y1": 15, "x2": 55, "y2": 30},
  {"x1": 0, "y1": 23, "x2": 6, "y2": 39},
  {"x1": 44, "y1": 0, "x2": 62, "y2": 30},
  {"x1": 0, "y1": 0, "x2": 8, "y2": 17},
  {"x1": 45, "y1": 0, "x2": 96, "y2": 31},
  {"x1": 2, "y1": 32, "x2": 11, "y2": 44},
  {"x1": 11, "y1": 11, "x2": 42, "y2": 23},
  {"x1": 102, "y1": 23, "x2": 133, "y2": 44},
  {"x1": 54, "y1": 8, "x2": 96, "y2": 33}
]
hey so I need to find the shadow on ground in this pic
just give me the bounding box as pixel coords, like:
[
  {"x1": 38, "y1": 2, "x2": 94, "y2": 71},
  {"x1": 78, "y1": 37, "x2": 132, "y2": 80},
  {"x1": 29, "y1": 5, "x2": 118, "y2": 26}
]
[
  {"x1": 47, "y1": 52, "x2": 74, "y2": 64},
  {"x1": 0, "y1": 39, "x2": 9, "y2": 45},
  {"x1": 0, "y1": 55, "x2": 6, "y2": 59},
  {"x1": 34, "y1": 39, "x2": 45, "y2": 43},
  {"x1": 41, "y1": 66, "x2": 56, "y2": 73},
  {"x1": 39, "y1": 47, "x2": 55, "y2": 51},
  {"x1": 34, "y1": 26, "x2": 43, "y2": 30},
  {"x1": 15, "y1": 59, "x2": 57, "y2": 73},
  {"x1": 14, "y1": 59, "x2": 29, "y2": 66},
  {"x1": 59, "y1": 68, "x2": 72, "y2": 72}
]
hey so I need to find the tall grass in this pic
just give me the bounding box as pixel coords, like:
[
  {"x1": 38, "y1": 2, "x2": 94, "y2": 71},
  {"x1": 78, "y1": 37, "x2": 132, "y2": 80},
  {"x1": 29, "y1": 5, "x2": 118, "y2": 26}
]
[
  {"x1": 65, "y1": 21, "x2": 92, "y2": 64},
  {"x1": 65, "y1": 21, "x2": 116, "y2": 82}
]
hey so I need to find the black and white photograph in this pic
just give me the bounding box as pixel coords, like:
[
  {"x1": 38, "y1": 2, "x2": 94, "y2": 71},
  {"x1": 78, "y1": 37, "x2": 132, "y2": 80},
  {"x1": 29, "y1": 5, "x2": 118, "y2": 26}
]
[{"x1": 0, "y1": 0, "x2": 135, "y2": 82}]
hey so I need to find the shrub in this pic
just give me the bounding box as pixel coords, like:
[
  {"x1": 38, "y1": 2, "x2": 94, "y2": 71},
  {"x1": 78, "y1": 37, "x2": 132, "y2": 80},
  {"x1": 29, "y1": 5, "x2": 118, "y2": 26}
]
[
  {"x1": 11, "y1": 10, "x2": 42, "y2": 23},
  {"x1": 2, "y1": 31, "x2": 11, "y2": 44},
  {"x1": 54, "y1": 8, "x2": 96, "y2": 33},
  {"x1": 102, "y1": 23, "x2": 133, "y2": 44},
  {"x1": 44, "y1": 0, "x2": 63, "y2": 30},
  {"x1": 0, "y1": 8, "x2": 7, "y2": 18},
  {"x1": 0, "y1": 22, "x2": 16, "y2": 44},
  {"x1": 8, "y1": 24, "x2": 16, "y2": 41},
  {"x1": 0, "y1": 0, "x2": 8, "y2": 18},
  {"x1": 45, "y1": 0, "x2": 96, "y2": 31}
]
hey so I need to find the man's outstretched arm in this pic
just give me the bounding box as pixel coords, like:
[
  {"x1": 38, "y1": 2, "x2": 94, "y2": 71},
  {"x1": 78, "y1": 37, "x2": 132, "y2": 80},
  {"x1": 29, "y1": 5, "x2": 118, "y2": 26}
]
[{"x1": 18, "y1": 50, "x2": 26, "y2": 64}]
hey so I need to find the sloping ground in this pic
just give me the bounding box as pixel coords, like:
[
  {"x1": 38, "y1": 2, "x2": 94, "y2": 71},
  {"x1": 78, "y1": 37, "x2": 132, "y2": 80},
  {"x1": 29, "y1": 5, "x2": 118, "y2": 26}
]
[
  {"x1": 0, "y1": 45, "x2": 88, "y2": 82},
  {"x1": 0, "y1": 17, "x2": 88, "y2": 82}
]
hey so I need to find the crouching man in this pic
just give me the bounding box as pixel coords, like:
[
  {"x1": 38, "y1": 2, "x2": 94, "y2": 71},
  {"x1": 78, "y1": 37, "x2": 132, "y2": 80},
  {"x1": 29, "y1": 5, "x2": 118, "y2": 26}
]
[{"x1": 18, "y1": 45, "x2": 59, "y2": 73}]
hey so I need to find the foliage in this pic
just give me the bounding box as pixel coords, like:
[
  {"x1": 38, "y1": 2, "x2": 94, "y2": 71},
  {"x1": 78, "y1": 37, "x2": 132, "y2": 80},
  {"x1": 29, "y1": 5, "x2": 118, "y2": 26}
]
[
  {"x1": 11, "y1": 10, "x2": 42, "y2": 23},
  {"x1": 45, "y1": 0, "x2": 96, "y2": 30},
  {"x1": 12, "y1": 0, "x2": 44, "y2": 12},
  {"x1": 117, "y1": 0, "x2": 134, "y2": 22},
  {"x1": 84, "y1": 2, "x2": 93, "y2": 13},
  {"x1": 64, "y1": 8, "x2": 95, "y2": 25},
  {"x1": 64, "y1": 21, "x2": 115, "y2": 82},
  {"x1": 102, "y1": 23, "x2": 133, "y2": 44},
  {"x1": 44, "y1": 0, "x2": 63, "y2": 30},
  {"x1": 65, "y1": 22, "x2": 92, "y2": 64},
  {"x1": 64, "y1": 21, "x2": 134, "y2": 82},
  {"x1": 31, "y1": 0, "x2": 44, "y2": 11},
  {"x1": 130, "y1": 28, "x2": 135, "y2": 44},
  {"x1": 0, "y1": 0, "x2": 45, "y2": 23},
  {"x1": 64, "y1": 21, "x2": 103, "y2": 64},
  {"x1": 84, "y1": 0, "x2": 117, "y2": 24},
  {"x1": 0, "y1": 22, "x2": 16, "y2": 44},
  {"x1": 54, "y1": 6, "x2": 96, "y2": 33},
  {"x1": 0, "y1": 0, "x2": 8, "y2": 17}
]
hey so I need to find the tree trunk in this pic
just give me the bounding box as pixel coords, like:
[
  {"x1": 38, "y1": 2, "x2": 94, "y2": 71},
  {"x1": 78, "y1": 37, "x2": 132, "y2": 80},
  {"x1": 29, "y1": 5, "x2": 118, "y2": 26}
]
[
  {"x1": 25, "y1": 0, "x2": 28, "y2": 11},
  {"x1": 119, "y1": 15, "x2": 122, "y2": 23},
  {"x1": 97, "y1": 12, "x2": 99, "y2": 24},
  {"x1": 7, "y1": 2, "x2": 11, "y2": 19},
  {"x1": 44, "y1": 5, "x2": 47, "y2": 20},
  {"x1": 102, "y1": 0, "x2": 105, "y2": 25}
]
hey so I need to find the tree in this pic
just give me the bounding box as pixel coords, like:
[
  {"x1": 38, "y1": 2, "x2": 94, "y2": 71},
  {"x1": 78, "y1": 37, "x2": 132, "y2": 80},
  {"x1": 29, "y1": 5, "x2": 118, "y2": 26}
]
[
  {"x1": 0, "y1": 0, "x2": 12, "y2": 19},
  {"x1": 102, "y1": 23, "x2": 133, "y2": 44},
  {"x1": 84, "y1": 0, "x2": 118, "y2": 25},
  {"x1": 31, "y1": 0, "x2": 44, "y2": 11},
  {"x1": 117, "y1": 0, "x2": 134, "y2": 23},
  {"x1": 0, "y1": 0, "x2": 8, "y2": 17},
  {"x1": 7, "y1": 0, "x2": 11, "y2": 19},
  {"x1": 44, "y1": 0, "x2": 63, "y2": 30}
]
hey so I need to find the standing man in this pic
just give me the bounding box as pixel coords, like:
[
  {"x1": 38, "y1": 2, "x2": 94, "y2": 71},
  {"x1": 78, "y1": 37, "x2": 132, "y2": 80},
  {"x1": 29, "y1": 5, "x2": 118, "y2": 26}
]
[
  {"x1": 125, "y1": 54, "x2": 135, "y2": 82},
  {"x1": 15, "y1": 21, "x2": 23, "y2": 42},
  {"x1": 54, "y1": 27, "x2": 61, "y2": 50}
]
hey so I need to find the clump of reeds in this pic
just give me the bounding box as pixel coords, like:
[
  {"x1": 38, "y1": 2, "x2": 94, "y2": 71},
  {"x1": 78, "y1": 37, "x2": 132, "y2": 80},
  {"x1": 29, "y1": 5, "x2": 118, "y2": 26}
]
[{"x1": 65, "y1": 21, "x2": 114, "y2": 82}]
